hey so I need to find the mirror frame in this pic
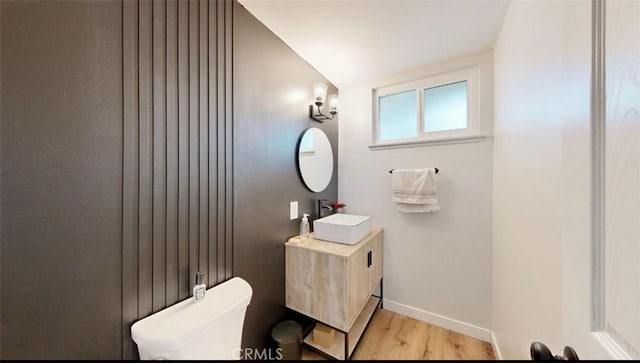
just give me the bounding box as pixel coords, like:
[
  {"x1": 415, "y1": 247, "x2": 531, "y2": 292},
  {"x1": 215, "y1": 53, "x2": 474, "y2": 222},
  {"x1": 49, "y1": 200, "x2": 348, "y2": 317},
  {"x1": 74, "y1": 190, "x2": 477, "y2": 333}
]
[{"x1": 296, "y1": 127, "x2": 334, "y2": 193}]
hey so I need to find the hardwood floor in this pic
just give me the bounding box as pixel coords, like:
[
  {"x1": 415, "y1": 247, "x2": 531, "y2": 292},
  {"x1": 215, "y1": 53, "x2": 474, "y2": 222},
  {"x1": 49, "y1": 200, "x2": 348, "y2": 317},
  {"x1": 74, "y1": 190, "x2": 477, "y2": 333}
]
[{"x1": 302, "y1": 308, "x2": 495, "y2": 360}]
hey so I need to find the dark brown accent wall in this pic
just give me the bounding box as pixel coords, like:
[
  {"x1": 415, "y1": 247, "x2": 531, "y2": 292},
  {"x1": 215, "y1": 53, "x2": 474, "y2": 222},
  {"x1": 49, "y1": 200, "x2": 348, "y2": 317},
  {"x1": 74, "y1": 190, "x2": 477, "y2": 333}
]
[
  {"x1": 0, "y1": 1, "x2": 123, "y2": 359},
  {"x1": 120, "y1": 0, "x2": 233, "y2": 359},
  {"x1": 1, "y1": 0, "x2": 337, "y2": 358},
  {"x1": 233, "y1": 2, "x2": 339, "y2": 350}
]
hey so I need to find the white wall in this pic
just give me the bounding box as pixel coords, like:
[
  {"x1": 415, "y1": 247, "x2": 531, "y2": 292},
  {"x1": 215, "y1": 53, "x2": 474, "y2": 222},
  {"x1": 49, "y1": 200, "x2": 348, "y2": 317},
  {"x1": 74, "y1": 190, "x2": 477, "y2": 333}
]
[
  {"x1": 603, "y1": 1, "x2": 640, "y2": 356},
  {"x1": 339, "y1": 52, "x2": 494, "y2": 338},
  {"x1": 493, "y1": 0, "x2": 592, "y2": 359}
]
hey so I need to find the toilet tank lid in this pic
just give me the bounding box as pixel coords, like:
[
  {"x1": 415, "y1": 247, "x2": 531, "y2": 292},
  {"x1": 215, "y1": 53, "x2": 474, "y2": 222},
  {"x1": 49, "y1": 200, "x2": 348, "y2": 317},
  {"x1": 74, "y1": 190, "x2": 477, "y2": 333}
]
[{"x1": 131, "y1": 277, "x2": 252, "y2": 351}]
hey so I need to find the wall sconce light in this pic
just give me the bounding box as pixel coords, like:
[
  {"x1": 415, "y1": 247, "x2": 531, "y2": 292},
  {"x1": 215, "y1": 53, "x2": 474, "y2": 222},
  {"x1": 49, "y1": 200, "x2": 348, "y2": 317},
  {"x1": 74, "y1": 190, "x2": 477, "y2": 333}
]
[{"x1": 309, "y1": 82, "x2": 338, "y2": 122}]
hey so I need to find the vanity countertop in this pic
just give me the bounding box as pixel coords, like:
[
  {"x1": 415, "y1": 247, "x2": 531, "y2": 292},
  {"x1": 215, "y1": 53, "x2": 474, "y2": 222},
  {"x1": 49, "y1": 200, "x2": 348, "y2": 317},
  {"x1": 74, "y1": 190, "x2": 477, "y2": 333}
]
[{"x1": 286, "y1": 227, "x2": 383, "y2": 258}]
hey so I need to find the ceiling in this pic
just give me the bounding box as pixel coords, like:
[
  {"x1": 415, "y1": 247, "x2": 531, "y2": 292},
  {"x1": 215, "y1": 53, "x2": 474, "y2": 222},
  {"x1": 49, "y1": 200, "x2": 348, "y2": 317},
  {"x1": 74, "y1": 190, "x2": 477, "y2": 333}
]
[{"x1": 239, "y1": 0, "x2": 510, "y2": 88}]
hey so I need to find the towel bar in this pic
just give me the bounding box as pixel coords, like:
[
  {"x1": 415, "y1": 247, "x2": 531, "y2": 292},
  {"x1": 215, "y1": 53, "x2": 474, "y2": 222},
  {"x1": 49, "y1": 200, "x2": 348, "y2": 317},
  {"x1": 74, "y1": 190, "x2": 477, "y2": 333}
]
[{"x1": 388, "y1": 168, "x2": 439, "y2": 174}]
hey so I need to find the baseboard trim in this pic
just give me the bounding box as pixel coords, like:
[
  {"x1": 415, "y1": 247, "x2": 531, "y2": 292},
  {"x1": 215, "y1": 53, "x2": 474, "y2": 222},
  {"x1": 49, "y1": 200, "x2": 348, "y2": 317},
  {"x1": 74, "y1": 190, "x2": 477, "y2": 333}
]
[
  {"x1": 490, "y1": 332, "x2": 503, "y2": 360},
  {"x1": 383, "y1": 299, "x2": 491, "y2": 343}
]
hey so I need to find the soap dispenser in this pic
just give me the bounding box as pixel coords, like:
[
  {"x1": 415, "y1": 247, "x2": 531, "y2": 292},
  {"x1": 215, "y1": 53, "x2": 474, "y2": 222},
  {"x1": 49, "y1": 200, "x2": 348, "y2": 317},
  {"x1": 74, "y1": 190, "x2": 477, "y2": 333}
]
[
  {"x1": 300, "y1": 214, "x2": 310, "y2": 239},
  {"x1": 193, "y1": 272, "x2": 206, "y2": 302}
]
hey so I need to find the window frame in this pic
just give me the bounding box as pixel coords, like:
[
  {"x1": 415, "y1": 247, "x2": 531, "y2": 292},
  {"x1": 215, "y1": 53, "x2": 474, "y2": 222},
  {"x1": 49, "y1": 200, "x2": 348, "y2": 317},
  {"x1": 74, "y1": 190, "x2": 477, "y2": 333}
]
[{"x1": 372, "y1": 66, "x2": 482, "y2": 148}]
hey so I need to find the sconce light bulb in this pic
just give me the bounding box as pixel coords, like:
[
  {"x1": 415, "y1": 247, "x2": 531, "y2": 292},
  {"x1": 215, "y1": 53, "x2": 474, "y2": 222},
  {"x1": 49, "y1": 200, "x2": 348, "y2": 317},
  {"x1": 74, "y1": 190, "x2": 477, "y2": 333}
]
[
  {"x1": 313, "y1": 82, "x2": 328, "y2": 107},
  {"x1": 328, "y1": 94, "x2": 339, "y2": 115}
]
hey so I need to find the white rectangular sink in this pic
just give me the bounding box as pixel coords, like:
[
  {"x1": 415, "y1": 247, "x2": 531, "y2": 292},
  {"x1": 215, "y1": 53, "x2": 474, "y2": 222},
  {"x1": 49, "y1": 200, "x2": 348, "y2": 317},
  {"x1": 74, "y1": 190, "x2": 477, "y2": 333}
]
[{"x1": 313, "y1": 214, "x2": 372, "y2": 245}]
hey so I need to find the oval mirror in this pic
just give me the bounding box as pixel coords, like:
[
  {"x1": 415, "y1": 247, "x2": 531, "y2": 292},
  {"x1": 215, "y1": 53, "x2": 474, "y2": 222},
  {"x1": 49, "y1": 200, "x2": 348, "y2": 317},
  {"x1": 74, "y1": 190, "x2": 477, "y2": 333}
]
[{"x1": 297, "y1": 127, "x2": 333, "y2": 192}]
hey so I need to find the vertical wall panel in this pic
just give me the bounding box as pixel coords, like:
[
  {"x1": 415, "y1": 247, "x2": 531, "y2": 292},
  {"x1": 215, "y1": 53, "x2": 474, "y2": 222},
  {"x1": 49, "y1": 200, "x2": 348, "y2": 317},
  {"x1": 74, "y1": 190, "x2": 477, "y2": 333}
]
[
  {"x1": 152, "y1": 0, "x2": 167, "y2": 313},
  {"x1": 198, "y1": 0, "x2": 209, "y2": 285},
  {"x1": 137, "y1": 0, "x2": 153, "y2": 320},
  {"x1": 216, "y1": 0, "x2": 226, "y2": 281},
  {"x1": 122, "y1": 1, "x2": 139, "y2": 359},
  {"x1": 177, "y1": 0, "x2": 190, "y2": 302},
  {"x1": 188, "y1": 0, "x2": 199, "y2": 292},
  {"x1": 122, "y1": 0, "x2": 233, "y2": 358},
  {"x1": 208, "y1": 0, "x2": 219, "y2": 287},
  {"x1": 224, "y1": 0, "x2": 233, "y2": 279},
  {"x1": 166, "y1": 0, "x2": 179, "y2": 307}
]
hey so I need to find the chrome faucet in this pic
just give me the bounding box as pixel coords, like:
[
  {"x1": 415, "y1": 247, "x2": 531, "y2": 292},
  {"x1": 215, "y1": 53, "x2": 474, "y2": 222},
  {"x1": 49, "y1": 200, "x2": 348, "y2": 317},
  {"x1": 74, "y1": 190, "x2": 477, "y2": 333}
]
[{"x1": 317, "y1": 199, "x2": 333, "y2": 218}]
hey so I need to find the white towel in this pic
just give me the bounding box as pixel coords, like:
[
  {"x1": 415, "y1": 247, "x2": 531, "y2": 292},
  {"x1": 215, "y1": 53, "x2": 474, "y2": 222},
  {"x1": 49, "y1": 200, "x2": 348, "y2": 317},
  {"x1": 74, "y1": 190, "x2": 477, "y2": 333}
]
[{"x1": 391, "y1": 168, "x2": 440, "y2": 213}]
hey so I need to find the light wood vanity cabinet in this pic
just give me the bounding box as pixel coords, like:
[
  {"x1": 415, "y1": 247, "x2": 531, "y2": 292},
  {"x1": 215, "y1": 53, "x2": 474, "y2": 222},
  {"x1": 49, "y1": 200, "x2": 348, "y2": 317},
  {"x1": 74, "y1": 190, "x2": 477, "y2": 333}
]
[{"x1": 286, "y1": 227, "x2": 383, "y2": 359}]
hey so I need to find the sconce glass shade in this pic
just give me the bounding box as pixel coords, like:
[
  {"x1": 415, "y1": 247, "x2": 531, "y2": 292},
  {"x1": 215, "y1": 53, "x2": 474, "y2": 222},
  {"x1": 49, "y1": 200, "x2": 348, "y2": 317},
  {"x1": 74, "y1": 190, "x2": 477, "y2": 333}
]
[
  {"x1": 313, "y1": 82, "x2": 328, "y2": 106},
  {"x1": 328, "y1": 94, "x2": 339, "y2": 114}
]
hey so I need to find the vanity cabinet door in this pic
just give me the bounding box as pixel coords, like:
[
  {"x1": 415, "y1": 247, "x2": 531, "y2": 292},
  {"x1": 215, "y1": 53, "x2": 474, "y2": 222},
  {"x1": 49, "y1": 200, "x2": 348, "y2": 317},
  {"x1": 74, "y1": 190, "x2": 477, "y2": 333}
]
[
  {"x1": 368, "y1": 231, "x2": 383, "y2": 292},
  {"x1": 286, "y1": 245, "x2": 349, "y2": 330},
  {"x1": 348, "y1": 245, "x2": 371, "y2": 327}
]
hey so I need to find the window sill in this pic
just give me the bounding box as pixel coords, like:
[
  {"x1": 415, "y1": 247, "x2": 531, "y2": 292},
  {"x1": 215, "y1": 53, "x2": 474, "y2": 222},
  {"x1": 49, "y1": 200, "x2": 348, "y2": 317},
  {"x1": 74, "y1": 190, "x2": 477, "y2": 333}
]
[{"x1": 369, "y1": 134, "x2": 487, "y2": 150}]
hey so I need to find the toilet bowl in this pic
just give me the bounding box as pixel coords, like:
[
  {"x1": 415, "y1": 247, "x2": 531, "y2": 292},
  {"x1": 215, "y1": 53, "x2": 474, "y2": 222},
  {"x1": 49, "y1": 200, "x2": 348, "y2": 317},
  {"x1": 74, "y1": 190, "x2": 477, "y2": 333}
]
[{"x1": 131, "y1": 277, "x2": 252, "y2": 360}]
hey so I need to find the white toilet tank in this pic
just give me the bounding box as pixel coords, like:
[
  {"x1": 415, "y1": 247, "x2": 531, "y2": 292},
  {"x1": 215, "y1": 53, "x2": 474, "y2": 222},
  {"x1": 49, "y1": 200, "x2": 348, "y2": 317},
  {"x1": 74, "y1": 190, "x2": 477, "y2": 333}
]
[{"x1": 131, "y1": 277, "x2": 252, "y2": 360}]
